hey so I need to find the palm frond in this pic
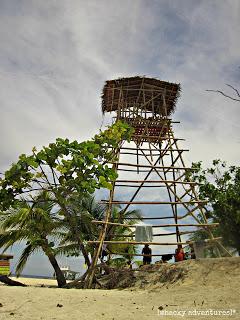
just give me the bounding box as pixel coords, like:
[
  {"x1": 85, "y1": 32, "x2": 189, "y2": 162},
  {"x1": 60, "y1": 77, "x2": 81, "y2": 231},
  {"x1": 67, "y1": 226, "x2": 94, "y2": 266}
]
[
  {"x1": 15, "y1": 243, "x2": 38, "y2": 276},
  {"x1": 0, "y1": 230, "x2": 29, "y2": 251},
  {"x1": 55, "y1": 243, "x2": 80, "y2": 257}
]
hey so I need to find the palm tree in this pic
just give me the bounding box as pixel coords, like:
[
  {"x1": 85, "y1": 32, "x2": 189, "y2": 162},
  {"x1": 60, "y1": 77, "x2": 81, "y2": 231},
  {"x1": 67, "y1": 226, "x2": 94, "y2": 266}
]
[
  {"x1": 105, "y1": 205, "x2": 142, "y2": 264},
  {"x1": 55, "y1": 195, "x2": 142, "y2": 268},
  {"x1": 55, "y1": 194, "x2": 106, "y2": 263},
  {"x1": 0, "y1": 191, "x2": 66, "y2": 287}
]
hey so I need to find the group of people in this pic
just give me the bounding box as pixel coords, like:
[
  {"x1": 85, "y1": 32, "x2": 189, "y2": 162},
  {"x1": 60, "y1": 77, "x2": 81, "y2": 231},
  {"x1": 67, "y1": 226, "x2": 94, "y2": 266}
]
[
  {"x1": 100, "y1": 243, "x2": 195, "y2": 268},
  {"x1": 142, "y1": 243, "x2": 196, "y2": 265}
]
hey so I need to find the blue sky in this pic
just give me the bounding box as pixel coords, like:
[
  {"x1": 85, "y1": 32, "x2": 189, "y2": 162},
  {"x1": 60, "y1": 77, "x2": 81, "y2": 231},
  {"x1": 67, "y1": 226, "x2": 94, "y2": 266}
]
[{"x1": 1, "y1": 0, "x2": 240, "y2": 276}]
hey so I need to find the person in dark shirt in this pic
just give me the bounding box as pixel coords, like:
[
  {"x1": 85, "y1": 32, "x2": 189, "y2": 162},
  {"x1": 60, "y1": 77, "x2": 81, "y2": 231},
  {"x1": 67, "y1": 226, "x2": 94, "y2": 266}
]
[
  {"x1": 142, "y1": 244, "x2": 152, "y2": 265},
  {"x1": 189, "y1": 243, "x2": 196, "y2": 259}
]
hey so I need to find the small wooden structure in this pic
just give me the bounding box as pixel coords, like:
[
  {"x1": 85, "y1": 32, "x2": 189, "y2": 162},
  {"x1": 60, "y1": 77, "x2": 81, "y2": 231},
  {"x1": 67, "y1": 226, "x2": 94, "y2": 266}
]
[
  {"x1": 84, "y1": 76, "x2": 231, "y2": 288},
  {"x1": 0, "y1": 254, "x2": 13, "y2": 276}
]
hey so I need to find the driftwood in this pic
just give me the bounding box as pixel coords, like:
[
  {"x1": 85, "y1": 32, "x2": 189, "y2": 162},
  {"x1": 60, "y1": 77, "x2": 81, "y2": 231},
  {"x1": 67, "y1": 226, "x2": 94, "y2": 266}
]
[
  {"x1": 65, "y1": 262, "x2": 112, "y2": 289},
  {"x1": 0, "y1": 275, "x2": 27, "y2": 287},
  {"x1": 64, "y1": 271, "x2": 88, "y2": 288}
]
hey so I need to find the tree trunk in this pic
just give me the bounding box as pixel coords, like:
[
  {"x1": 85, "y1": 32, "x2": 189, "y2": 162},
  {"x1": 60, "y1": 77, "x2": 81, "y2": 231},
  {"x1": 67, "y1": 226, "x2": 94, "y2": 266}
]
[
  {"x1": 0, "y1": 275, "x2": 26, "y2": 286},
  {"x1": 41, "y1": 241, "x2": 66, "y2": 288},
  {"x1": 78, "y1": 242, "x2": 91, "y2": 267},
  {"x1": 46, "y1": 252, "x2": 66, "y2": 288},
  {"x1": 57, "y1": 200, "x2": 91, "y2": 267}
]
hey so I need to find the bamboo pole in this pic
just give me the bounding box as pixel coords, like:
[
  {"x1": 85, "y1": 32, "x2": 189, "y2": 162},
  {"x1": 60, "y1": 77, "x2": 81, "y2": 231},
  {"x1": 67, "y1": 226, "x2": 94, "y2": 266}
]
[
  {"x1": 169, "y1": 132, "x2": 181, "y2": 242},
  {"x1": 88, "y1": 237, "x2": 222, "y2": 246},
  {"x1": 141, "y1": 148, "x2": 205, "y2": 226},
  {"x1": 119, "y1": 138, "x2": 188, "y2": 214},
  {"x1": 109, "y1": 162, "x2": 196, "y2": 170},
  {"x1": 169, "y1": 129, "x2": 230, "y2": 257},
  {"x1": 109, "y1": 253, "x2": 173, "y2": 257},
  {"x1": 124, "y1": 216, "x2": 175, "y2": 220},
  {"x1": 114, "y1": 179, "x2": 200, "y2": 185},
  {"x1": 100, "y1": 200, "x2": 207, "y2": 205},
  {"x1": 112, "y1": 230, "x2": 199, "y2": 237},
  {"x1": 115, "y1": 184, "x2": 166, "y2": 188},
  {"x1": 158, "y1": 140, "x2": 180, "y2": 242},
  {"x1": 91, "y1": 220, "x2": 219, "y2": 228},
  {"x1": 84, "y1": 145, "x2": 121, "y2": 288}
]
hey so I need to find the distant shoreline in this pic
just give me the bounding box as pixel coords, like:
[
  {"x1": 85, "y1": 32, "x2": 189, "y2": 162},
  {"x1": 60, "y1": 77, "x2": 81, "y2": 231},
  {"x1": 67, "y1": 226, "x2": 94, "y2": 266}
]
[{"x1": 10, "y1": 274, "x2": 54, "y2": 280}]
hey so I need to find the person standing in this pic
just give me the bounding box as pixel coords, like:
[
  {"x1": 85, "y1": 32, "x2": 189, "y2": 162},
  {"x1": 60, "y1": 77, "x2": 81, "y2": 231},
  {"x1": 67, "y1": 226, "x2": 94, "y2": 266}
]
[
  {"x1": 175, "y1": 245, "x2": 185, "y2": 262},
  {"x1": 142, "y1": 244, "x2": 152, "y2": 265}
]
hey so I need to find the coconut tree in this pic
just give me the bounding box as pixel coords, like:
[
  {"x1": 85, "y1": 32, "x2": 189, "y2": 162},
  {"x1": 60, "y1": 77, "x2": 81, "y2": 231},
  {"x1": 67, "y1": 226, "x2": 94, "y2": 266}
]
[
  {"x1": 105, "y1": 205, "x2": 142, "y2": 265},
  {"x1": 55, "y1": 195, "x2": 142, "y2": 267},
  {"x1": 0, "y1": 191, "x2": 66, "y2": 287},
  {"x1": 54, "y1": 194, "x2": 106, "y2": 261}
]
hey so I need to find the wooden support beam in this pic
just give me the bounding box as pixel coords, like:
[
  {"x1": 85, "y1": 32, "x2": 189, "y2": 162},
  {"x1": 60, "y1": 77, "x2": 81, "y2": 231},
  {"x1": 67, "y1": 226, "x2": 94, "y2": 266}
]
[
  {"x1": 114, "y1": 179, "x2": 199, "y2": 185},
  {"x1": 110, "y1": 162, "x2": 196, "y2": 170},
  {"x1": 117, "y1": 168, "x2": 155, "y2": 173},
  {"x1": 88, "y1": 237, "x2": 222, "y2": 246},
  {"x1": 100, "y1": 200, "x2": 207, "y2": 205},
  {"x1": 108, "y1": 253, "x2": 174, "y2": 257},
  {"x1": 123, "y1": 216, "x2": 175, "y2": 220},
  {"x1": 91, "y1": 220, "x2": 219, "y2": 228},
  {"x1": 113, "y1": 230, "x2": 197, "y2": 237},
  {"x1": 131, "y1": 136, "x2": 186, "y2": 142},
  {"x1": 113, "y1": 232, "x2": 176, "y2": 237},
  {"x1": 89, "y1": 240, "x2": 188, "y2": 245},
  {"x1": 115, "y1": 184, "x2": 166, "y2": 188},
  {"x1": 113, "y1": 117, "x2": 180, "y2": 123},
  {"x1": 109, "y1": 144, "x2": 185, "y2": 151},
  {"x1": 119, "y1": 147, "x2": 189, "y2": 151},
  {"x1": 119, "y1": 152, "x2": 169, "y2": 157},
  {"x1": 124, "y1": 210, "x2": 202, "y2": 220}
]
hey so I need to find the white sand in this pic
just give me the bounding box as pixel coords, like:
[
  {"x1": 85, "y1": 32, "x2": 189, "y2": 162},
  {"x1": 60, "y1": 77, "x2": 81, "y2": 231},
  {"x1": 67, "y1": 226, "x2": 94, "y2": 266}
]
[{"x1": 0, "y1": 258, "x2": 239, "y2": 320}]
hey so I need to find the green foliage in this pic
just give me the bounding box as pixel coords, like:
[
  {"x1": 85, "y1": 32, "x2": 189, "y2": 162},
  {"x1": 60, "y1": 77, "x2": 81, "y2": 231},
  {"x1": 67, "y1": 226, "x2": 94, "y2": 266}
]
[
  {"x1": 55, "y1": 197, "x2": 142, "y2": 262},
  {"x1": 0, "y1": 191, "x2": 64, "y2": 276},
  {"x1": 0, "y1": 121, "x2": 134, "y2": 271},
  {"x1": 105, "y1": 205, "x2": 142, "y2": 261},
  {"x1": 108, "y1": 257, "x2": 128, "y2": 268},
  {"x1": 190, "y1": 160, "x2": 240, "y2": 254},
  {"x1": 0, "y1": 121, "x2": 134, "y2": 211},
  {"x1": 55, "y1": 194, "x2": 106, "y2": 258}
]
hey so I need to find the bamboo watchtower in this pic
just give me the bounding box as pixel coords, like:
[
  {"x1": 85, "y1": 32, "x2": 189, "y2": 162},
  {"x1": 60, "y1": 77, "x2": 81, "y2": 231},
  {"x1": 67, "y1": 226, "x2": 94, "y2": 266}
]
[{"x1": 84, "y1": 76, "x2": 230, "y2": 288}]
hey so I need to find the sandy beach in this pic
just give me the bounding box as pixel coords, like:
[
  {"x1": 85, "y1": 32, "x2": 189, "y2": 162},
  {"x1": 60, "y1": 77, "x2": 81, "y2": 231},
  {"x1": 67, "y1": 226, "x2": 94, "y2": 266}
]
[{"x1": 0, "y1": 258, "x2": 239, "y2": 320}]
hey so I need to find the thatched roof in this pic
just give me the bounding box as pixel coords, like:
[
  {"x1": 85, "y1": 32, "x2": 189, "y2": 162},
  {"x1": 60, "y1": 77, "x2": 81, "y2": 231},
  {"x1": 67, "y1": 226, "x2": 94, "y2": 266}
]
[{"x1": 102, "y1": 76, "x2": 181, "y2": 116}]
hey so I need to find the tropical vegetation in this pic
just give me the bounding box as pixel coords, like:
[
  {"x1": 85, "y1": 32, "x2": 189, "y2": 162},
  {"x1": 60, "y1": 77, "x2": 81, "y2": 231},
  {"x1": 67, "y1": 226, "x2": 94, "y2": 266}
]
[
  {"x1": 189, "y1": 159, "x2": 240, "y2": 255},
  {"x1": 0, "y1": 121, "x2": 140, "y2": 287}
]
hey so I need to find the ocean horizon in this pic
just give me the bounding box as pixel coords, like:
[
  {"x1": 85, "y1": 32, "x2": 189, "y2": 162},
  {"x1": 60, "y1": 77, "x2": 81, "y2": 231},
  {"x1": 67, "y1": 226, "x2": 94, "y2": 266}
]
[{"x1": 11, "y1": 273, "x2": 54, "y2": 279}]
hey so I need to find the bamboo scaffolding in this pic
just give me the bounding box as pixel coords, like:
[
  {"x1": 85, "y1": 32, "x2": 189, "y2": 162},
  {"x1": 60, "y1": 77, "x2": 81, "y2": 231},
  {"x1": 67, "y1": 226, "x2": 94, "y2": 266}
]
[
  {"x1": 140, "y1": 149, "x2": 205, "y2": 225},
  {"x1": 85, "y1": 76, "x2": 231, "y2": 288}
]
